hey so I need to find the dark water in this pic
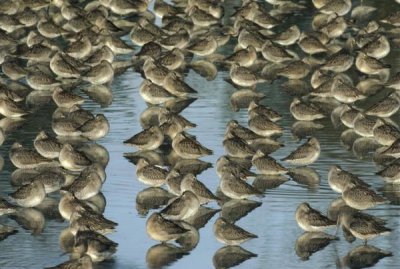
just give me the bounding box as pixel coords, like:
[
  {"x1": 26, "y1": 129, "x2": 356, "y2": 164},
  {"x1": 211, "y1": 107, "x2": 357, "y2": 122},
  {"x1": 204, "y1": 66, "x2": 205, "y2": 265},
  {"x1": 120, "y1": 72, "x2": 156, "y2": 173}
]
[{"x1": 1, "y1": 0, "x2": 400, "y2": 268}]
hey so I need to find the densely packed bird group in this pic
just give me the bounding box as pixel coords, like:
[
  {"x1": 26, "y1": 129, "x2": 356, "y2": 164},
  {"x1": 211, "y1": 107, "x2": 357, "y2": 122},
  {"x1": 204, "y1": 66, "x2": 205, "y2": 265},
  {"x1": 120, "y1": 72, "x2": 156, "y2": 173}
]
[{"x1": 0, "y1": 0, "x2": 399, "y2": 268}]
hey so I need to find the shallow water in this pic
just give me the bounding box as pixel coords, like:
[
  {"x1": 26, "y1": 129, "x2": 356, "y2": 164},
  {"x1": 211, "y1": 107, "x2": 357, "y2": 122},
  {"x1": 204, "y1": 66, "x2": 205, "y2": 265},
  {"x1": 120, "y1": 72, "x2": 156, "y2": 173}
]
[{"x1": 1, "y1": 0, "x2": 400, "y2": 268}]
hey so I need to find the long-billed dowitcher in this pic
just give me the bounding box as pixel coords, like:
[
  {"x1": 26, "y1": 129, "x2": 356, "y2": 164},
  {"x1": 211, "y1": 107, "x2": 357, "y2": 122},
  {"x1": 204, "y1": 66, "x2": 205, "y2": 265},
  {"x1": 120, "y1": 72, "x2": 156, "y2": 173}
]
[
  {"x1": 252, "y1": 150, "x2": 287, "y2": 175},
  {"x1": 342, "y1": 184, "x2": 388, "y2": 210},
  {"x1": 213, "y1": 217, "x2": 257, "y2": 245},
  {"x1": 223, "y1": 131, "x2": 255, "y2": 158},
  {"x1": 337, "y1": 208, "x2": 391, "y2": 244},
  {"x1": 9, "y1": 142, "x2": 56, "y2": 169},
  {"x1": 180, "y1": 174, "x2": 218, "y2": 205},
  {"x1": 172, "y1": 132, "x2": 213, "y2": 159},
  {"x1": 124, "y1": 125, "x2": 164, "y2": 151},
  {"x1": 295, "y1": 202, "x2": 335, "y2": 232},
  {"x1": 220, "y1": 172, "x2": 264, "y2": 199},
  {"x1": 33, "y1": 131, "x2": 63, "y2": 159},
  {"x1": 160, "y1": 190, "x2": 200, "y2": 220},
  {"x1": 146, "y1": 212, "x2": 189, "y2": 242},
  {"x1": 282, "y1": 137, "x2": 321, "y2": 165},
  {"x1": 9, "y1": 180, "x2": 46, "y2": 207},
  {"x1": 290, "y1": 98, "x2": 325, "y2": 121},
  {"x1": 328, "y1": 165, "x2": 369, "y2": 193},
  {"x1": 136, "y1": 158, "x2": 167, "y2": 187}
]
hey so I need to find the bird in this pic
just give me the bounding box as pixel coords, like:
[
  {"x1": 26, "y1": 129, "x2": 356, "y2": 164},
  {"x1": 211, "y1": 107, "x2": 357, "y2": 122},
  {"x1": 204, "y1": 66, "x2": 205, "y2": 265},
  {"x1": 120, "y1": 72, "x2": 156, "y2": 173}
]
[
  {"x1": 172, "y1": 132, "x2": 213, "y2": 159},
  {"x1": 160, "y1": 190, "x2": 200, "y2": 220},
  {"x1": 282, "y1": 137, "x2": 321, "y2": 165},
  {"x1": 295, "y1": 202, "x2": 336, "y2": 232},
  {"x1": 213, "y1": 217, "x2": 258, "y2": 245},
  {"x1": 136, "y1": 158, "x2": 168, "y2": 187},
  {"x1": 328, "y1": 165, "x2": 370, "y2": 193},
  {"x1": 342, "y1": 184, "x2": 389, "y2": 210},
  {"x1": 220, "y1": 172, "x2": 264, "y2": 200},
  {"x1": 337, "y1": 208, "x2": 391, "y2": 244},
  {"x1": 252, "y1": 150, "x2": 288, "y2": 175},
  {"x1": 180, "y1": 174, "x2": 219, "y2": 205},
  {"x1": 9, "y1": 180, "x2": 46, "y2": 208},
  {"x1": 146, "y1": 212, "x2": 189, "y2": 242}
]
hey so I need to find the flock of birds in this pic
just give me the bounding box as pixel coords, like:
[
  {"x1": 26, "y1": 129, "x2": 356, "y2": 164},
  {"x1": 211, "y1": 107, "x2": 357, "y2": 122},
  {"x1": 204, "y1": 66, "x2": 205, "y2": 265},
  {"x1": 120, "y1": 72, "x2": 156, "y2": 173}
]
[{"x1": 0, "y1": 0, "x2": 399, "y2": 268}]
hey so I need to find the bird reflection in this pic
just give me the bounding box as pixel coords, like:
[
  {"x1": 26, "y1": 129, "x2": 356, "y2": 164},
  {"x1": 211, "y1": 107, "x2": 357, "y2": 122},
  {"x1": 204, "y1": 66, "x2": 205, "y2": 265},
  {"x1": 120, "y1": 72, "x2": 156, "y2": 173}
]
[
  {"x1": 221, "y1": 199, "x2": 262, "y2": 223},
  {"x1": 213, "y1": 246, "x2": 257, "y2": 269},
  {"x1": 291, "y1": 121, "x2": 324, "y2": 140},
  {"x1": 172, "y1": 158, "x2": 213, "y2": 176},
  {"x1": 146, "y1": 243, "x2": 188, "y2": 269},
  {"x1": 136, "y1": 187, "x2": 175, "y2": 216},
  {"x1": 35, "y1": 197, "x2": 63, "y2": 221},
  {"x1": 288, "y1": 166, "x2": 320, "y2": 188},
  {"x1": 82, "y1": 84, "x2": 113, "y2": 108},
  {"x1": 185, "y1": 206, "x2": 220, "y2": 230},
  {"x1": 252, "y1": 174, "x2": 289, "y2": 192},
  {"x1": 124, "y1": 150, "x2": 166, "y2": 166},
  {"x1": 189, "y1": 60, "x2": 218, "y2": 81},
  {"x1": 175, "y1": 221, "x2": 200, "y2": 251},
  {"x1": 0, "y1": 224, "x2": 18, "y2": 241},
  {"x1": 9, "y1": 207, "x2": 45, "y2": 235},
  {"x1": 382, "y1": 183, "x2": 400, "y2": 205},
  {"x1": 25, "y1": 90, "x2": 52, "y2": 108},
  {"x1": 59, "y1": 228, "x2": 75, "y2": 254},
  {"x1": 339, "y1": 245, "x2": 392, "y2": 269},
  {"x1": 295, "y1": 232, "x2": 338, "y2": 261},
  {"x1": 352, "y1": 137, "x2": 380, "y2": 159},
  {"x1": 340, "y1": 129, "x2": 360, "y2": 150},
  {"x1": 165, "y1": 97, "x2": 198, "y2": 114},
  {"x1": 0, "y1": 117, "x2": 26, "y2": 133}
]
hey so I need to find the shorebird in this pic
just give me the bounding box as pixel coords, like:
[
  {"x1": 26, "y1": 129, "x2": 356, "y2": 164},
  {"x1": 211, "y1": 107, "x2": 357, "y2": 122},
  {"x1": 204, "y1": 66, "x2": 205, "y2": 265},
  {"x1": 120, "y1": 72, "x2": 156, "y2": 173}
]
[
  {"x1": 180, "y1": 174, "x2": 218, "y2": 205},
  {"x1": 160, "y1": 190, "x2": 200, "y2": 220},
  {"x1": 136, "y1": 158, "x2": 167, "y2": 187},
  {"x1": 9, "y1": 142, "x2": 55, "y2": 169},
  {"x1": 213, "y1": 217, "x2": 257, "y2": 245},
  {"x1": 9, "y1": 180, "x2": 46, "y2": 207},
  {"x1": 381, "y1": 139, "x2": 400, "y2": 158},
  {"x1": 248, "y1": 101, "x2": 282, "y2": 122},
  {"x1": 223, "y1": 131, "x2": 255, "y2": 158},
  {"x1": 337, "y1": 208, "x2": 391, "y2": 244},
  {"x1": 146, "y1": 212, "x2": 189, "y2": 242},
  {"x1": 229, "y1": 63, "x2": 266, "y2": 88},
  {"x1": 220, "y1": 172, "x2": 264, "y2": 199},
  {"x1": 290, "y1": 98, "x2": 325, "y2": 121},
  {"x1": 295, "y1": 202, "x2": 335, "y2": 232},
  {"x1": 252, "y1": 150, "x2": 287, "y2": 175},
  {"x1": 59, "y1": 144, "x2": 92, "y2": 172},
  {"x1": 124, "y1": 125, "x2": 164, "y2": 151},
  {"x1": 172, "y1": 132, "x2": 213, "y2": 159},
  {"x1": 224, "y1": 46, "x2": 257, "y2": 67},
  {"x1": 328, "y1": 165, "x2": 370, "y2": 193},
  {"x1": 282, "y1": 137, "x2": 321, "y2": 165},
  {"x1": 342, "y1": 184, "x2": 388, "y2": 210}
]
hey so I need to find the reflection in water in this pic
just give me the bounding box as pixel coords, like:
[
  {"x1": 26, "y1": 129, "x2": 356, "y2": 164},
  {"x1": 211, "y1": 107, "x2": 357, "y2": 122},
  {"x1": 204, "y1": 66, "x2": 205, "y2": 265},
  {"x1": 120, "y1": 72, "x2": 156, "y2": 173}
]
[
  {"x1": 146, "y1": 243, "x2": 188, "y2": 269},
  {"x1": 213, "y1": 246, "x2": 257, "y2": 269},
  {"x1": 340, "y1": 245, "x2": 392, "y2": 269},
  {"x1": 220, "y1": 199, "x2": 262, "y2": 223},
  {"x1": 295, "y1": 232, "x2": 338, "y2": 261},
  {"x1": 9, "y1": 208, "x2": 45, "y2": 235},
  {"x1": 136, "y1": 187, "x2": 175, "y2": 216}
]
